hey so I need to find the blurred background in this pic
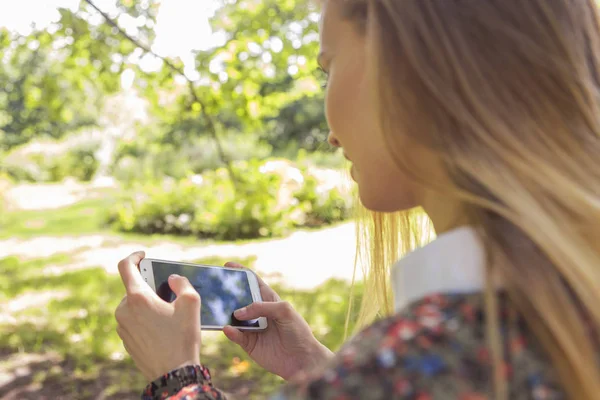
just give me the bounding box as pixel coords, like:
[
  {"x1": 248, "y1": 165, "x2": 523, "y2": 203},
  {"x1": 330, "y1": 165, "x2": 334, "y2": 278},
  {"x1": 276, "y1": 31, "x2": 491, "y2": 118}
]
[{"x1": 0, "y1": 0, "x2": 364, "y2": 398}]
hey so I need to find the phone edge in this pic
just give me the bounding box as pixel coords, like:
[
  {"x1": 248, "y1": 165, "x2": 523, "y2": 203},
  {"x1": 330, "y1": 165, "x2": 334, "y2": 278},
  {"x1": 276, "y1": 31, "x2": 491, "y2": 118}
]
[
  {"x1": 245, "y1": 269, "x2": 269, "y2": 331},
  {"x1": 139, "y1": 258, "x2": 156, "y2": 291}
]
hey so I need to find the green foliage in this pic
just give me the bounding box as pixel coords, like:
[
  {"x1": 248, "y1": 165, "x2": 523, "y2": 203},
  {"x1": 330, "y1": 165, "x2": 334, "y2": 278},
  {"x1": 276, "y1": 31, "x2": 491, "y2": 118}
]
[
  {"x1": 0, "y1": 29, "x2": 96, "y2": 151},
  {"x1": 198, "y1": 0, "x2": 322, "y2": 124},
  {"x1": 207, "y1": 163, "x2": 292, "y2": 240},
  {"x1": 3, "y1": 139, "x2": 101, "y2": 182},
  {"x1": 108, "y1": 159, "x2": 353, "y2": 240},
  {"x1": 136, "y1": 0, "x2": 327, "y2": 158},
  {"x1": 0, "y1": 1, "x2": 159, "y2": 152},
  {"x1": 111, "y1": 128, "x2": 272, "y2": 183},
  {"x1": 2, "y1": 0, "x2": 332, "y2": 187},
  {"x1": 108, "y1": 160, "x2": 295, "y2": 240},
  {"x1": 264, "y1": 93, "x2": 329, "y2": 151},
  {"x1": 295, "y1": 172, "x2": 354, "y2": 227}
]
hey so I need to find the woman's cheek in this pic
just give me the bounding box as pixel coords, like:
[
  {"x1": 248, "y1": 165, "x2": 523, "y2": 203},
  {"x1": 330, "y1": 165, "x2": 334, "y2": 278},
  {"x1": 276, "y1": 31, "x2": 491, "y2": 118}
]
[{"x1": 325, "y1": 77, "x2": 355, "y2": 144}]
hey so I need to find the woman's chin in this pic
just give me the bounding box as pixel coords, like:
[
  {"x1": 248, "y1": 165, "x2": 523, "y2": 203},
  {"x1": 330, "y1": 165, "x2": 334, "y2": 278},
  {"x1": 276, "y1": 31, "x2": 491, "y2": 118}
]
[{"x1": 357, "y1": 181, "x2": 415, "y2": 213}]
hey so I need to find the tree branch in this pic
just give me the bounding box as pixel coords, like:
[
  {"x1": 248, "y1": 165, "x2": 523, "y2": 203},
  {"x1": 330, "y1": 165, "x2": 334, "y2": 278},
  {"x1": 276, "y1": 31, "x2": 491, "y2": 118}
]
[{"x1": 82, "y1": 0, "x2": 239, "y2": 192}]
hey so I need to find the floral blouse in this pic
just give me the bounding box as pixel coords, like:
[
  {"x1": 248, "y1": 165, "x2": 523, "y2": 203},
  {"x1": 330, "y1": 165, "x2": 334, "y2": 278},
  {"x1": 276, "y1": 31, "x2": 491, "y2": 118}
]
[{"x1": 141, "y1": 292, "x2": 565, "y2": 400}]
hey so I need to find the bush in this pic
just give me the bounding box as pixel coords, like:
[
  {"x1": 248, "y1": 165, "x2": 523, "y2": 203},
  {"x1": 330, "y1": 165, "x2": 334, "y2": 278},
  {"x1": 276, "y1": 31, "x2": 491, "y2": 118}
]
[
  {"x1": 108, "y1": 159, "x2": 354, "y2": 240},
  {"x1": 294, "y1": 172, "x2": 354, "y2": 227},
  {"x1": 49, "y1": 142, "x2": 100, "y2": 182},
  {"x1": 108, "y1": 160, "x2": 295, "y2": 240},
  {"x1": 111, "y1": 130, "x2": 272, "y2": 183},
  {"x1": 3, "y1": 140, "x2": 100, "y2": 182}
]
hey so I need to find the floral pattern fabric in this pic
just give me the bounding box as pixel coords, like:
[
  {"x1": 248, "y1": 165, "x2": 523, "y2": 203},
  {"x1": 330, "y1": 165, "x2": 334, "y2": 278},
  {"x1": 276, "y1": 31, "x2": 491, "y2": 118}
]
[{"x1": 142, "y1": 293, "x2": 565, "y2": 400}]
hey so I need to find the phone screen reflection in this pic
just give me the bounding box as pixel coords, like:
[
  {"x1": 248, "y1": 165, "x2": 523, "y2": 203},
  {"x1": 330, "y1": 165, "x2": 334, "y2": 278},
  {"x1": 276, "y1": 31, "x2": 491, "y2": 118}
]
[{"x1": 153, "y1": 262, "x2": 259, "y2": 327}]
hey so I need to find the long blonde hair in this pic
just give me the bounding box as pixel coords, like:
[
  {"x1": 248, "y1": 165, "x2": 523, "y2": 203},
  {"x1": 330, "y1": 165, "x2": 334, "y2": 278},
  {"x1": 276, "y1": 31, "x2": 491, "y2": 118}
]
[{"x1": 343, "y1": 0, "x2": 600, "y2": 398}]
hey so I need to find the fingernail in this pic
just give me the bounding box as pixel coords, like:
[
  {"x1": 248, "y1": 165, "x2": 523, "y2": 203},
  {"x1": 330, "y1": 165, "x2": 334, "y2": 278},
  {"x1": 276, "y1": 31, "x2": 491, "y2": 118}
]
[
  {"x1": 234, "y1": 307, "x2": 246, "y2": 318},
  {"x1": 169, "y1": 274, "x2": 181, "y2": 280}
]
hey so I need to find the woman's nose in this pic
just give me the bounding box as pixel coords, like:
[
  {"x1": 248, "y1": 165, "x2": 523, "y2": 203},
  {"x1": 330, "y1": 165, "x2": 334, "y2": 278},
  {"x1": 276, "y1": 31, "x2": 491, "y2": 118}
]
[{"x1": 327, "y1": 132, "x2": 341, "y2": 147}]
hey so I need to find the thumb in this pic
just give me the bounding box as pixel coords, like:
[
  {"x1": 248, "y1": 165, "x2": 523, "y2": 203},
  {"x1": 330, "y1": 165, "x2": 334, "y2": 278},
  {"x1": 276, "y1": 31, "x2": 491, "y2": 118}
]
[
  {"x1": 168, "y1": 274, "x2": 201, "y2": 311},
  {"x1": 223, "y1": 325, "x2": 250, "y2": 350}
]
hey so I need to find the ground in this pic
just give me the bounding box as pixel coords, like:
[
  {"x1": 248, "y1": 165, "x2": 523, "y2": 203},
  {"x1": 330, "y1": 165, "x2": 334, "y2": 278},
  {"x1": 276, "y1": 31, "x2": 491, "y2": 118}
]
[{"x1": 0, "y1": 182, "x2": 364, "y2": 399}]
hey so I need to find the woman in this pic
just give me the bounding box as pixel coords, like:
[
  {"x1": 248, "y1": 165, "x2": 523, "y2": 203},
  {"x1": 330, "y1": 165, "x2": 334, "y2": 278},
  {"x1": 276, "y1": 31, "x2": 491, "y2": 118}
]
[{"x1": 115, "y1": 0, "x2": 600, "y2": 398}]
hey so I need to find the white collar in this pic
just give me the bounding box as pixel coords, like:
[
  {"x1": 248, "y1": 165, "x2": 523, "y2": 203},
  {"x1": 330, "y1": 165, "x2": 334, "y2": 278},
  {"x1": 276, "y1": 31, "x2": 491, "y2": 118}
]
[{"x1": 391, "y1": 226, "x2": 486, "y2": 312}]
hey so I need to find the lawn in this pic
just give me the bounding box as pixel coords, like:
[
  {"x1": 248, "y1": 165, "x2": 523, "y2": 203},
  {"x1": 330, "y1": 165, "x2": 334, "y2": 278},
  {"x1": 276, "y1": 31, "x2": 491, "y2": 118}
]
[
  {"x1": 0, "y1": 199, "x2": 362, "y2": 399},
  {"x1": 0, "y1": 254, "x2": 361, "y2": 399},
  {"x1": 0, "y1": 197, "x2": 114, "y2": 239}
]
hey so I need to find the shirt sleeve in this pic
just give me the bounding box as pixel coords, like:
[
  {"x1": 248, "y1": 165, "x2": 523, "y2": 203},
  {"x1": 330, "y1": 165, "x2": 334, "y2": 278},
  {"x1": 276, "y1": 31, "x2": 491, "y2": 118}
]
[{"x1": 141, "y1": 365, "x2": 228, "y2": 400}]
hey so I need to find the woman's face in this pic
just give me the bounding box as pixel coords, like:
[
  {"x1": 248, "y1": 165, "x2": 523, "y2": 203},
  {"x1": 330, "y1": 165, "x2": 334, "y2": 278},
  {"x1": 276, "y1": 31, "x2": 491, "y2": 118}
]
[{"x1": 319, "y1": 0, "x2": 417, "y2": 212}]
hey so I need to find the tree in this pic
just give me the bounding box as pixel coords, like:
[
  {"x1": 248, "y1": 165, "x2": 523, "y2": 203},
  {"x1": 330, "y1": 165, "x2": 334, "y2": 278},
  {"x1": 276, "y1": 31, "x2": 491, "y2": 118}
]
[
  {"x1": 0, "y1": 0, "x2": 159, "y2": 152},
  {"x1": 1, "y1": 0, "x2": 330, "y2": 164},
  {"x1": 138, "y1": 0, "x2": 327, "y2": 153}
]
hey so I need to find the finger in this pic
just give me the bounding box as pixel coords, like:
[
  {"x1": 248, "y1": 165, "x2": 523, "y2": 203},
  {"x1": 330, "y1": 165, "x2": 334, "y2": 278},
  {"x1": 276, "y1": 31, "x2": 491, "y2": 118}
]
[
  {"x1": 224, "y1": 261, "x2": 244, "y2": 268},
  {"x1": 118, "y1": 251, "x2": 146, "y2": 294},
  {"x1": 169, "y1": 274, "x2": 201, "y2": 311},
  {"x1": 223, "y1": 325, "x2": 250, "y2": 349},
  {"x1": 234, "y1": 301, "x2": 294, "y2": 321}
]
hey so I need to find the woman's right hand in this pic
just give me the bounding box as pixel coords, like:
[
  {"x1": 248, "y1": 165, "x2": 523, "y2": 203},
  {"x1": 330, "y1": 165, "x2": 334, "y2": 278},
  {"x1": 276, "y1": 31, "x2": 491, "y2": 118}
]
[{"x1": 222, "y1": 262, "x2": 333, "y2": 381}]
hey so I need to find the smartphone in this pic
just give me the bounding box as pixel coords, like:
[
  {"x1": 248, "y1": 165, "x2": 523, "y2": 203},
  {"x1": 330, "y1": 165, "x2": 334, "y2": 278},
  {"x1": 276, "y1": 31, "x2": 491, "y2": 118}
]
[{"x1": 139, "y1": 258, "x2": 267, "y2": 331}]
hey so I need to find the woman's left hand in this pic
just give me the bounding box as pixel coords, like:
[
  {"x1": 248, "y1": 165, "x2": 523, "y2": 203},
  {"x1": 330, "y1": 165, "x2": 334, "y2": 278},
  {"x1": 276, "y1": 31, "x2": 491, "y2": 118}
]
[{"x1": 115, "y1": 251, "x2": 202, "y2": 382}]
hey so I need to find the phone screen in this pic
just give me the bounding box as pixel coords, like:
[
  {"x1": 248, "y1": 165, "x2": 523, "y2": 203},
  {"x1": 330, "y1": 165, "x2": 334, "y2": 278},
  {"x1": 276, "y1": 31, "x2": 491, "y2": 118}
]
[{"x1": 151, "y1": 261, "x2": 260, "y2": 328}]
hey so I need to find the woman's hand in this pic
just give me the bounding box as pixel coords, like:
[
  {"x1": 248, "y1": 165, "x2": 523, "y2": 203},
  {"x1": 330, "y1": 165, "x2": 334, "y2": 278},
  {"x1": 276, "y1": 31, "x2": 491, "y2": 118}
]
[
  {"x1": 223, "y1": 262, "x2": 333, "y2": 381},
  {"x1": 115, "y1": 251, "x2": 202, "y2": 382}
]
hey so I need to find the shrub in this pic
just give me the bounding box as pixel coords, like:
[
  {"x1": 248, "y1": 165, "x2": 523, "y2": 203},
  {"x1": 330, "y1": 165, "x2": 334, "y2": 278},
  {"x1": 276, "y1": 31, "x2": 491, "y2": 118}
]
[
  {"x1": 201, "y1": 163, "x2": 293, "y2": 240},
  {"x1": 111, "y1": 131, "x2": 272, "y2": 183},
  {"x1": 108, "y1": 160, "x2": 295, "y2": 240},
  {"x1": 3, "y1": 140, "x2": 100, "y2": 182},
  {"x1": 186, "y1": 134, "x2": 272, "y2": 173},
  {"x1": 49, "y1": 142, "x2": 100, "y2": 182},
  {"x1": 108, "y1": 159, "x2": 354, "y2": 241},
  {"x1": 294, "y1": 173, "x2": 353, "y2": 226}
]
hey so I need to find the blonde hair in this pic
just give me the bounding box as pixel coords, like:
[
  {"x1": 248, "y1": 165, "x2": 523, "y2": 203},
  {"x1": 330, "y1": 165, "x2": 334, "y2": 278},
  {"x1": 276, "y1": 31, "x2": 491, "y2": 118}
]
[
  {"x1": 342, "y1": 0, "x2": 600, "y2": 398},
  {"x1": 345, "y1": 206, "x2": 433, "y2": 335}
]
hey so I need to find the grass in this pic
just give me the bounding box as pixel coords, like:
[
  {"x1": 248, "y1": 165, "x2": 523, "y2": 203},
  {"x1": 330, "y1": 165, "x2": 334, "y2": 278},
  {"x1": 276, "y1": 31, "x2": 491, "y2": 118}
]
[
  {"x1": 0, "y1": 253, "x2": 362, "y2": 399},
  {"x1": 0, "y1": 197, "x2": 113, "y2": 239}
]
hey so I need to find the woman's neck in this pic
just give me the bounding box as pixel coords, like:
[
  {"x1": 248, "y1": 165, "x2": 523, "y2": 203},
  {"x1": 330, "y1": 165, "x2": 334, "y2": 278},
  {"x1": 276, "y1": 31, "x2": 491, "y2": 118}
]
[{"x1": 421, "y1": 193, "x2": 469, "y2": 235}]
